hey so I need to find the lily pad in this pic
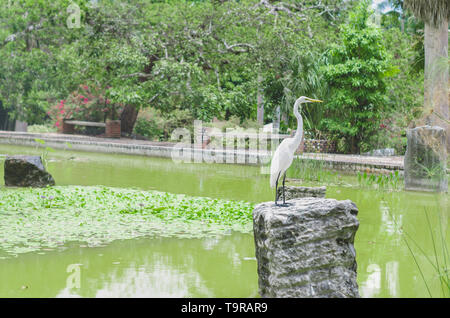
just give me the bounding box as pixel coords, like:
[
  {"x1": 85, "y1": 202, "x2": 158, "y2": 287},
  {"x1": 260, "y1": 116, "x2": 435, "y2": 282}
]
[{"x1": 0, "y1": 186, "x2": 254, "y2": 257}]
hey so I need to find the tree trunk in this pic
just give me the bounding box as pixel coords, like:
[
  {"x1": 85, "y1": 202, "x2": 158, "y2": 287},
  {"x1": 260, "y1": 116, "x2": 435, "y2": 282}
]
[
  {"x1": 118, "y1": 55, "x2": 157, "y2": 136},
  {"x1": 120, "y1": 105, "x2": 139, "y2": 135},
  {"x1": 257, "y1": 73, "x2": 264, "y2": 125},
  {"x1": 424, "y1": 20, "x2": 449, "y2": 151}
]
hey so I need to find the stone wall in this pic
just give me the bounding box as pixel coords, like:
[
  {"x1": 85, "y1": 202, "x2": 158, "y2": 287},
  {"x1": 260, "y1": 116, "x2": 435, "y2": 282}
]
[{"x1": 0, "y1": 131, "x2": 421, "y2": 175}]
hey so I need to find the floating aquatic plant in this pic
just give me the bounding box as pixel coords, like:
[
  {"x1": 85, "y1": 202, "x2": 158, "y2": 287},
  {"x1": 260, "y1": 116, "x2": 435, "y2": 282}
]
[{"x1": 0, "y1": 186, "x2": 254, "y2": 257}]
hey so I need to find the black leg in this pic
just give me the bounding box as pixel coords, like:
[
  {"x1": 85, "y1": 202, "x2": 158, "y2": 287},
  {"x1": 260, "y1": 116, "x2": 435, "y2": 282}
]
[
  {"x1": 274, "y1": 171, "x2": 281, "y2": 206},
  {"x1": 282, "y1": 172, "x2": 286, "y2": 205}
]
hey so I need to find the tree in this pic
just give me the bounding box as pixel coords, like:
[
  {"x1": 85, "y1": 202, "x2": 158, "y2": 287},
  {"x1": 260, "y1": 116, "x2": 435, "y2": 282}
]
[
  {"x1": 403, "y1": 0, "x2": 449, "y2": 150},
  {"x1": 0, "y1": 0, "x2": 360, "y2": 137},
  {"x1": 320, "y1": 0, "x2": 391, "y2": 153},
  {"x1": 0, "y1": 0, "x2": 85, "y2": 124}
]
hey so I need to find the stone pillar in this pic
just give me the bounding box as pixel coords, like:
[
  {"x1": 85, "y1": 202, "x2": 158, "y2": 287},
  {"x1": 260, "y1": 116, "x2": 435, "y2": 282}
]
[
  {"x1": 253, "y1": 198, "x2": 360, "y2": 298},
  {"x1": 253, "y1": 198, "x2": 359, "y2": 298},
  {"x1": 404, "y1": 126, "x2": 447, "y2": 192},
  {"x1": 15, "y1": 120, "x2": 28, "y2": 132},
  {"x1": 276, "y1": 186, "x2": 326, "y2": 200},
  {"x1": 58, "y1": 119, "x2": 75, "y2": 134},
  {"x1": 105, "y1": 120, "x2": 121, "y2": 138}
]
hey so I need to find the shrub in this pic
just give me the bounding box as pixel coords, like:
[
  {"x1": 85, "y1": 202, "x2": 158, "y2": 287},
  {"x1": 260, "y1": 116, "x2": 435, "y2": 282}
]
[
  {"x1": 134, "y1": 108, "x2": 165, "y2": 141},
  {"x1": 47, "y1": 85, "x2": 122, "y2": 128},
  {"x1": 27, "y1": 124, "x2": 57, "y2": 133},
  {"x1": 134, "y1": 107, "x2": 194, "y2": 141},
  {"x1": 203, "y1": 116, "x2": 262, "y2": 133},
  {"x1": 320, "y1": 0, "x2": 391, "y2": 154}
]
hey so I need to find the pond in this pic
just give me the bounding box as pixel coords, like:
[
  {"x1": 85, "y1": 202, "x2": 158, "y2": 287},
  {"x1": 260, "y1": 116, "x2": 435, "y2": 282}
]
[{"x1": 0, "y1": 144, "x2": 448, "y2": 298}]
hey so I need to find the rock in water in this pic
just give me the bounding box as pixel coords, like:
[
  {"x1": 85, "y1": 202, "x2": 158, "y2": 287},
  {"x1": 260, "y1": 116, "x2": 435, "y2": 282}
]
[
  {"x1": 276, "y1": 186, "x2": 326, "y2": 200},
  {"x1": 253, "y1": 198, "x2": 360, "y2": 298},
  {"x1": 404, "y1": 126, "x2": 447, "y2": 192},
  {"x1": 4, "y1": 155, "x2": 55, "y2": 187}
]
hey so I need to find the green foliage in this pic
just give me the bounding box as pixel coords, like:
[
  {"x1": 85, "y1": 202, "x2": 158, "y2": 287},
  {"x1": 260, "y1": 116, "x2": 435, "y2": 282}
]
[
  {"x1": 357, "y1": 170, "x2": 401, "y2": 191},
  {"x1": 33, "y1": 138, "x2": 54, "y2": 169},
  {"x1": 27, "y1": 124, "x2": 57, "y2": 133},
  {"x1": 287, "y1": 157, "x2": 343, "y2": 185},
  {"x1": 360, "y1": 1, "x2": 424, "y2": 155},
  {"x1": 371, "y1": 26, "x2": 423, "y2": 154},
  {"x1": 264, "y1": 49, "x2": 326, "y2": 133},
  {"x1": 134, "y1": 107, "x2": 194, "y2": 140},
  {"x1": 0, "y1": 0, "x2": 85, "y2": 123},
  {"x1": 134, "y1": 117, "x2": 164, "y2": 141},
  {"x1": 321, "y1": 1, "x2": 391, "y2": 153},
  {"x1": 0, "y1": 0, "x2": 356, "y2": 132},
  {"x1": 379, "y1": 1, "x2": 425, "y2": 73},
  {"x1": 0, "y1": 186, "x2": 254, "y2": 256}
]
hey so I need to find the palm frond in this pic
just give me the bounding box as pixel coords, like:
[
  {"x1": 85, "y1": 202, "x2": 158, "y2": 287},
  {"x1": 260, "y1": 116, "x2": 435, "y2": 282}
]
[{"x1": 404, "y1": 0, "x2": 449, "y2": 27}]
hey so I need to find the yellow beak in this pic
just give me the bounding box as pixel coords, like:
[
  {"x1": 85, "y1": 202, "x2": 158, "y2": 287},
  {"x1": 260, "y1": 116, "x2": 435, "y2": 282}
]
[{"x1": 306, "y1": 98, "x2": 323, "y2": 103}]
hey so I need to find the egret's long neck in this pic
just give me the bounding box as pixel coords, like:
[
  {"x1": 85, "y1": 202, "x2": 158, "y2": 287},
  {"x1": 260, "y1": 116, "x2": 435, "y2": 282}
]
[{"x1": 292, "y1": 101, "x2": 303, "y2": 149}]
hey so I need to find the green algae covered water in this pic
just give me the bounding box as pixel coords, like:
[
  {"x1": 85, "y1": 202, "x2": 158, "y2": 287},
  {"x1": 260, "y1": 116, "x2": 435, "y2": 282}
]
[{"x1": 0, "y1": 144, "x2": 448, "y2": 298}]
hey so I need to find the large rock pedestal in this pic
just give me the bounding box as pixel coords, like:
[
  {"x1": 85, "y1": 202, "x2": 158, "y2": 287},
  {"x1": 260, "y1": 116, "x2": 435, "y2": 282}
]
[
  {"x1": 4, "y1": 155, "x2": 55, "y2": 187},
  {"x1": 404, "y1": 126, "x2": 447, "y2": 192},
  {"x1": 253, "y1": 198, "x2": 360, "y2": 298}
]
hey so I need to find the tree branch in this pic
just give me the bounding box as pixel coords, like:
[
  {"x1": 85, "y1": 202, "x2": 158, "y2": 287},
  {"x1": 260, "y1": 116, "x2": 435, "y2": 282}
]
[
  {"x1": 120, "y1": 72, "x2": 153, "y2": 79},
  {"x1": 220, "y1": 40, "x2": 255, "y2": 53},
  {"x1": 1, "y1": 20, "x2": 45, "y2": 48}
]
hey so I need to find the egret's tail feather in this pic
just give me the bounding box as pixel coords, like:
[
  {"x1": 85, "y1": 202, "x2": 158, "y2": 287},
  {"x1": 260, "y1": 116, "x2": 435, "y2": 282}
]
[{"x1": 270, "y1": 170, "x2": 280, "y2": 188}]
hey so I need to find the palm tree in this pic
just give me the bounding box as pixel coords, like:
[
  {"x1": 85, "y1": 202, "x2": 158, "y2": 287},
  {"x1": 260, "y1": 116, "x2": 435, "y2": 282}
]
[{"x1": 403, "y1": 0, "x2": 449, "y2": 150}]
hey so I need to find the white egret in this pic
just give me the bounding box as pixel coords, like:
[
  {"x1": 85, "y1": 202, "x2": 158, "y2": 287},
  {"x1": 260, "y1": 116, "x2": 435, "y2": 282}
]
[{"x1": 270, "y1": 96, "x2": 323, "y2": 206}]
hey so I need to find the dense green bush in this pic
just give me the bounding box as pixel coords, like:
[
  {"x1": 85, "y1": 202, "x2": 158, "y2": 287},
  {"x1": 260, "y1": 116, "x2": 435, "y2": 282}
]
[
  {"x1": 134, "y1": 117, "x2": 164, "y2": 141},
  {"x1": 351, "y1": 19, "x2": 424, "y2": 155},
  {"x1": 320, "y1": 1, "x2": 391, "y2": 154},
  {"x1": 27, "y1": 124, "x2": 57, "y2": 133},
  {"x1": 134, "y1": 107, "x2": 194, "y2": 141}
]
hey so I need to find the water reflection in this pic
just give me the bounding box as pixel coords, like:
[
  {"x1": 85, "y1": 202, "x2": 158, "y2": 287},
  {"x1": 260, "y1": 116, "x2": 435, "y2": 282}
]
[
  {"x1": 93, "y1": 264, "x2": 198, "y2": 298},
  {"x1": 360, "y1": 264, "x2": 381, "y2": 298},
  {"x1": 386, "y1": 261, "x2": 399, "y2": 297},
  {"x1": 360, "y1": 262, "x2": 399, "y2": 298},
  {"x1": 380, "y1": 201, "x2": 402, "y2": 237},
  {"x1": 0, "y1": 234, "x2": 258, "y2": 298}
]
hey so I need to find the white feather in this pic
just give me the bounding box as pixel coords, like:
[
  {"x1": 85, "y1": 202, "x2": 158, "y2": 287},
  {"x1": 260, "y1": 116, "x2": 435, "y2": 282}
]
[{"x1": 270, "y1": 138, "x2": 295, "y2": 188}]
